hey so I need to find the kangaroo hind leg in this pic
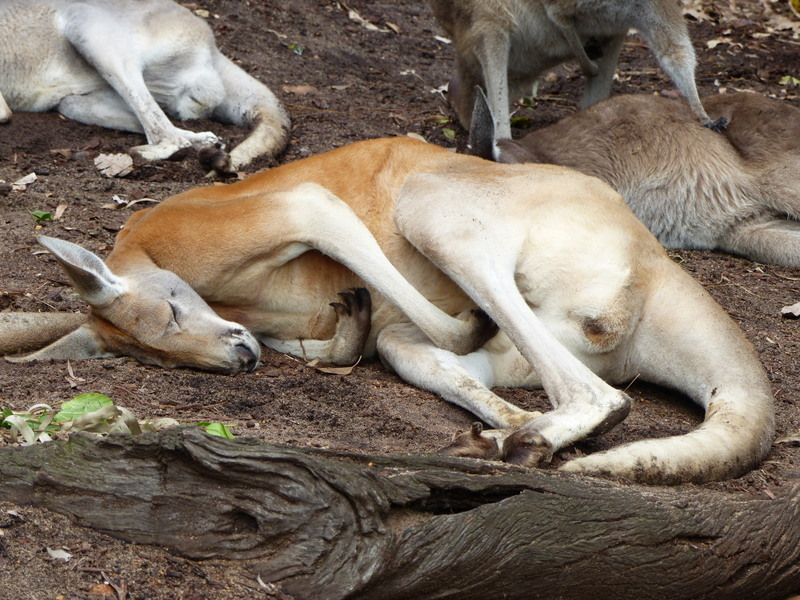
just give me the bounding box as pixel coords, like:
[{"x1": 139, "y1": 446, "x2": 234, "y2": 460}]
[
  {"x1": 394, "y1": 171, "x2": 632, "y2": 466},
  {"x1": 722, "y1": 217, "x2": 800, "y2": 267},
  {"x1": 0, "y1": 90, "x2": 11, "y2": 123},
  {"x1": 377, "y1": 322, "x2": 542, "y2": 459}
]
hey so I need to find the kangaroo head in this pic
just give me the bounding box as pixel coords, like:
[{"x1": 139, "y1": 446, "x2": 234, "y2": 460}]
[{"x1": 16, "y1": 237, "x2": 260, "y2": 374}]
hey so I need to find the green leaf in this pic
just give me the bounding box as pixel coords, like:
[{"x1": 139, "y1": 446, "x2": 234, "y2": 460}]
[
  {"x1": 288, "y1": 42, "x2": 305, "y2": 56},
  {"x1": 441, "y1": 127, "x2": 456, "y2": 140},
  {"x1": 510, "y1": 116, "x2": 533, "y2": 129},
  {"x1": 203, "y1": 422, "x2": 235, "y2": 439},
  {"x1": 779, "y1": 75, "x2": 800, "y2": 87},
  {"x1": 55, "y1": 393, "x2": 114, "y2": 422},
  {"x1": 29, "y1": 210, "x2": 53, "y2": 223}
]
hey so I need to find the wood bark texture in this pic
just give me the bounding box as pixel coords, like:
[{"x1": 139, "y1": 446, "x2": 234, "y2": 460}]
[{"x1": 0, "y1": 429, "x2": 798, "y2": 600}]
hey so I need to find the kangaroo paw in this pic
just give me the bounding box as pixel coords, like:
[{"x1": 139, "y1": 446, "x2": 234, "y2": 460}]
[
  {"x1": 439, "y1": 422, "x2": 502, "y2": 460},
  {"x1": 327, "y1": 287, "x2": 372, "y2": 363},
  {"x1": 198, "y1": 143, "x2": 233, "y2": 175},
  {"x1": 453, "y1": 308, "x2": 499, "y2": 355},
  {"x1": 502, "y1": 429, "x2": 554, "y2": 468},
  {"x1": 703, "y1": 116, "x2": 729, "y2": 132}
]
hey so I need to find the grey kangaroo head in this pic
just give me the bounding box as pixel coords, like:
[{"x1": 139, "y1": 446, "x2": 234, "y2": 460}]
[{"x1": 14, "y1": 236, "x2": 261, "y2": 374}]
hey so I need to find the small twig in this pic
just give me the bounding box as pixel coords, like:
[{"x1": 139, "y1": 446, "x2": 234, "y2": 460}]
[
  {"x1": 622, "y1": 373, "x2": 641, "y2": 394},
  {"x1": 770, "y1": 272, "x2": 800, "y2": 282},
  {"x1": 102, "y1": 571, "x2": 128, "y2": 600},
  {"x1": 171, "y1": 401, "x2": 228, "y2": 411}
]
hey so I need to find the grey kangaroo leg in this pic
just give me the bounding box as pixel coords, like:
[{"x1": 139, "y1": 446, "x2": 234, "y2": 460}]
[
  {"x1": 722, "y1": 217, "x2": 800, "y2": 267},
  {"x1": 58, "y1": 88, "x2": 143, "y2": 133},
  {"x1": 544, "y1": 8, "x2": 599, "y2": 78},
  {"x1": 581, "y1": 34, "x2": 625, "y2": 107},
  {"x1": 61, "y1": 4, "x2": 219, "y2": 158},
  {"x1": 473, "y1": 31, "x2": 514, "y2": 140},
  {"x1": 641, "y1": 8, "x2": 726, "y2": 130}
]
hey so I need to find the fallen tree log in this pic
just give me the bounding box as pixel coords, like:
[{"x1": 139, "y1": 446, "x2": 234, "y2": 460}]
[{"x1": 0, "y1": 428, "x2": 798, "y2": 599}]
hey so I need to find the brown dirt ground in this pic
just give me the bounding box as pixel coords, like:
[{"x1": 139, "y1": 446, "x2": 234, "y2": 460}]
[{"x1": 1, "y1": 0, "x2": 799, "y2": 598}]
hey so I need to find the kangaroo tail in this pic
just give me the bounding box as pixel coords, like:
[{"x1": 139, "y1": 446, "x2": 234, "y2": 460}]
[
  {"x1": 562, "y1": 263, "x2": 774, "y2": 484},
  {"x1": 0, "y1": 312, "x2": 87, "y2": 356},
  {"x1": 561, "y1": 389, "x2": 774, "y2": 484}
]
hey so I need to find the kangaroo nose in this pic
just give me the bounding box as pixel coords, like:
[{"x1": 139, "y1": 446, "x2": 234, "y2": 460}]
[{"x1": 235, "y1": 342, "x2": 260, "y2": 372}]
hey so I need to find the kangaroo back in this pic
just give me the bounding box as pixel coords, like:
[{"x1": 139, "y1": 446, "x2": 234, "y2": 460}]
[{"x1": 481, "y1": 92, "x2": 800, "y2": 263}]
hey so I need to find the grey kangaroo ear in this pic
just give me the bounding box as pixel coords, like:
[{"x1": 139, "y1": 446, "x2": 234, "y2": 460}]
[
  {"x1": 468, "y1": 86, "x2": 497, "y2": 161},
  {"x1": 37, "y1": 236, "x2": 126, "y2": 308},
  {"x1": 6, "y1": 325, "x2": 110, "y2": 363}
]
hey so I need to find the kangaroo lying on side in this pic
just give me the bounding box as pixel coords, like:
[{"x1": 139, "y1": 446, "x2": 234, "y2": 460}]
[
  {"x1": 471, "y1": 90, "x2": 800, "y2": 266},
  {"x1": 0, "y1": 0, "x2": 290, "y2": 172},
  {"x1": 1, "y1": 138, "x2": 774, "y2": 484},
  {"x1": 427, "y1": 0, "x2": 726, "y2": 140}
]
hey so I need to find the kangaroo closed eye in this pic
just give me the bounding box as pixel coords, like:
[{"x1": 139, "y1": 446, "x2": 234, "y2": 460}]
[{"x1": 167, "y1": 302, "x2": 181, "y2": 326}]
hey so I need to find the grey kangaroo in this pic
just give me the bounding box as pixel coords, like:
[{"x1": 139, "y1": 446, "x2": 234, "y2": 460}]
[
  {"x1": 471, "y1": 89, "x2": 800, "y2": 267},
  {"x1": 0, "y1": 0, "x2": 290, "y2": 172},
  {"x1": 428, "y1": 0, "x2": 726, "y2": 139}
]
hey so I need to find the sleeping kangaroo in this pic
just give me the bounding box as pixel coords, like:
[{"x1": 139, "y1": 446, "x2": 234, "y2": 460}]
[
  {"x1": 1, "y1": 138, "x2": 774, "y2": 485},
  {"x1": 470, "y1": 90, "x2": 800, "y2": 266},
  {"x1": 0, "y1": 0, "x2": 290, "y2": 172},
  {"x1": 427, "y1": 0, "x2": 725, "y2": 141}
]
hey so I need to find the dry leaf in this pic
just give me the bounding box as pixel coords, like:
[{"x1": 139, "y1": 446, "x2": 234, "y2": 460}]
[
  {"x1": 66, "y1": 359, "x2": 85, "y2": 387},
  {"x1": 682, "y1": 0, "x2": 714, "y2": 22},
  {"x1": 53, "y1": 204, "x2": 68, "y2": 220},
  {"x1": 306, "y1": 356, "x2": 361, "y2": 375},
  {"x1": 314, "y1": 364, "x2": 357, "y2": 375},
  {"x1": 386, "y1": 21, "x2": 401, "y2": 34},
  {"x1": 127, "y1": 197, "x2": 159, "y2": 208},
  {"x1": 82, "y1": 137, "x2": 101, "y2": 150},
  {"x1": 282, "y1": 84, "x2": 319, "y2": 95},
  {"x1": 347, "y1": 7, "x2": 389, "y2": 32},
  {"x1": 46, "y1": 547, "x2": 73, "y2": 561},
  {"x1": 94, "y1": 153, "x2": 134, "y2": 178},
  {"x1": 86, "y1": 584, "x2": 117, "y2": 599},
  {"x1": 776, "y1": 432, "x2": 800, "y2": 444},
  {"x1": 406, "y1": 132, "x2": 428, "y2": 143},
  {"x1": 12, "y1": 172, "x2": 36, "y2": 191},
  {"x1": 781, "y1": 301, "x2": 800, "y2": 318}
]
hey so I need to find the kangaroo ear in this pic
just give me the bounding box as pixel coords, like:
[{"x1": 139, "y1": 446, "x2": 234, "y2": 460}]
[
  {"x1": 37, "y1": 236, "x2": 127, "y2": 308},
  {"x1": 6, "y1": 325, "x2": 111, "y2": 363},
  {"x1": 468, "y1": 86, "x2": 498, "y2": 161}
]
